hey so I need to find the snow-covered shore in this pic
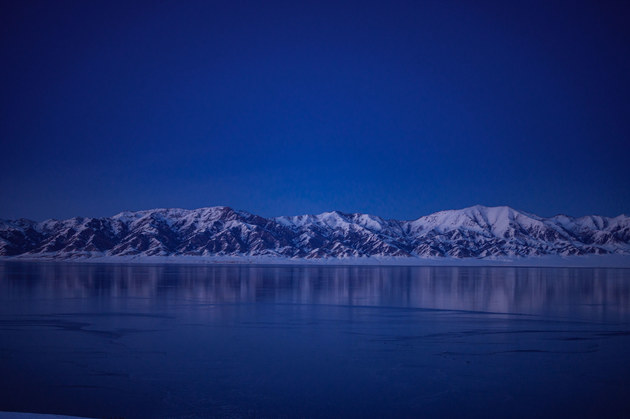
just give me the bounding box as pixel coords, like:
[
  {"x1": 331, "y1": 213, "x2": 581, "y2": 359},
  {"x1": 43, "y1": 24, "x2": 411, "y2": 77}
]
[{"x1": 3, "y1": 254, "x2": 629, "y2": 268}]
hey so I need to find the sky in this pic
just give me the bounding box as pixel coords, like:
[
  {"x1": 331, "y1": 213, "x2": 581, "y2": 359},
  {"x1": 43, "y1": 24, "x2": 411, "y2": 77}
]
[{"x1": 1, "y1": 0, "x2": 629, "y2": 221}]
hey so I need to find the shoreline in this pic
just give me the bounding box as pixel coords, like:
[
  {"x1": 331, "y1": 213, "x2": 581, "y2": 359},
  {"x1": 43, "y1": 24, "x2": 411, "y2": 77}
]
[{"x1": 2, "y1": 254, "x2": 629, "y2": 268}]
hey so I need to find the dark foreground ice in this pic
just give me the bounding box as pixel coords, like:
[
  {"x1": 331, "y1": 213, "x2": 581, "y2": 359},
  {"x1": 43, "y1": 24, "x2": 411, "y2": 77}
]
[{"x1": 1, "y1": 262, "x2": 630, "y2": 418}]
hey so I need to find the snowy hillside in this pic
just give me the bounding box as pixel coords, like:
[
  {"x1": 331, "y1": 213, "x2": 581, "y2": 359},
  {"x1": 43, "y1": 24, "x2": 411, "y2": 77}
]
[{"x1": 1, "y1": 205, "x2": 629, "y2": 260}]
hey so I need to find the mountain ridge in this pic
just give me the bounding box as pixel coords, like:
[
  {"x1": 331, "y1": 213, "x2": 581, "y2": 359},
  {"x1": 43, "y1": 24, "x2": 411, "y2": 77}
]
[{"x1": 1, "y1": 205, "x2": 629, "y2": 260}]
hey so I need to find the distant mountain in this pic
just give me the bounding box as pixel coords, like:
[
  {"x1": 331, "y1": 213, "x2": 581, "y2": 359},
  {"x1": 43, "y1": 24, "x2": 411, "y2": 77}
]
[{"x1": 1, "y1": 205, "x2": 629, "y2": 260}]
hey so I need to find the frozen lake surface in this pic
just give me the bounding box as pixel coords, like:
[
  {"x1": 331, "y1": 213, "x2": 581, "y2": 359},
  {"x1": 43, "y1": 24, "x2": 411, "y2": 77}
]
[{"x1": 1, "y1": 262, "x2": 630, "y2": 418}]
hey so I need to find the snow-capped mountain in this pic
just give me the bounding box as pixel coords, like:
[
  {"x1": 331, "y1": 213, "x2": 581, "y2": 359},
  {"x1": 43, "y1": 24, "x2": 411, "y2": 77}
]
[{"x1": 1, "y1": 205, "x2": 629, "y2": 260}]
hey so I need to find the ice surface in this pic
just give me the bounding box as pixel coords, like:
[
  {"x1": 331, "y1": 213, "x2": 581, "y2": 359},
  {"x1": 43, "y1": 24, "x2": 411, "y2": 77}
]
[{"x1": 1, "y1": 262, "x2": 630, "y2": 418}]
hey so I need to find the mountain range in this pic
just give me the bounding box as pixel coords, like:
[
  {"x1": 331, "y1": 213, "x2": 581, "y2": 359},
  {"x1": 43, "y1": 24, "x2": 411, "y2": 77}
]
[{"x1": 1, "y1": 205, "x2": 629, "y2": 261}]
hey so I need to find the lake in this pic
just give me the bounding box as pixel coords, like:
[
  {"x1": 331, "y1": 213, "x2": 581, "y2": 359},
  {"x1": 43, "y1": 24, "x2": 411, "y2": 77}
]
[{"x1": 1, "y1": 262, "x2": 630, "y2": 418}]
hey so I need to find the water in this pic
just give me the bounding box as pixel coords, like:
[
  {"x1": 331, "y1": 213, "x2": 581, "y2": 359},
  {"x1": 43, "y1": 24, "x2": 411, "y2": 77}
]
[{"x1": 1, "y1": 262, "x2": 630, "y2": 418}]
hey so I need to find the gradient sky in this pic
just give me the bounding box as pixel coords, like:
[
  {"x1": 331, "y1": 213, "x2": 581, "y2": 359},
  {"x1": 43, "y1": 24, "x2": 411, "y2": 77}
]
[{"x1": 1, "y1": 0, "x2": 629, "y2": 221}]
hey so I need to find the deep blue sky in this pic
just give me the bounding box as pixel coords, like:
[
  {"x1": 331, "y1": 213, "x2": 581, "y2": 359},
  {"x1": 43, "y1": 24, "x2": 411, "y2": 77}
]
[{"x1": 1, "y1": 0, "x2": 629, "y2": 221}]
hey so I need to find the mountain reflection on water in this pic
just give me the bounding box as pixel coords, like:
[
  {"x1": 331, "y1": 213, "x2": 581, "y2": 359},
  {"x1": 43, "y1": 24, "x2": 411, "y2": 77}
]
[
  {"x1": 2, "y1": 263, "x2": 629, "y2": 319},
  {"x1": 1, "y1": 262, "x2": 630, "y2": 418}
]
